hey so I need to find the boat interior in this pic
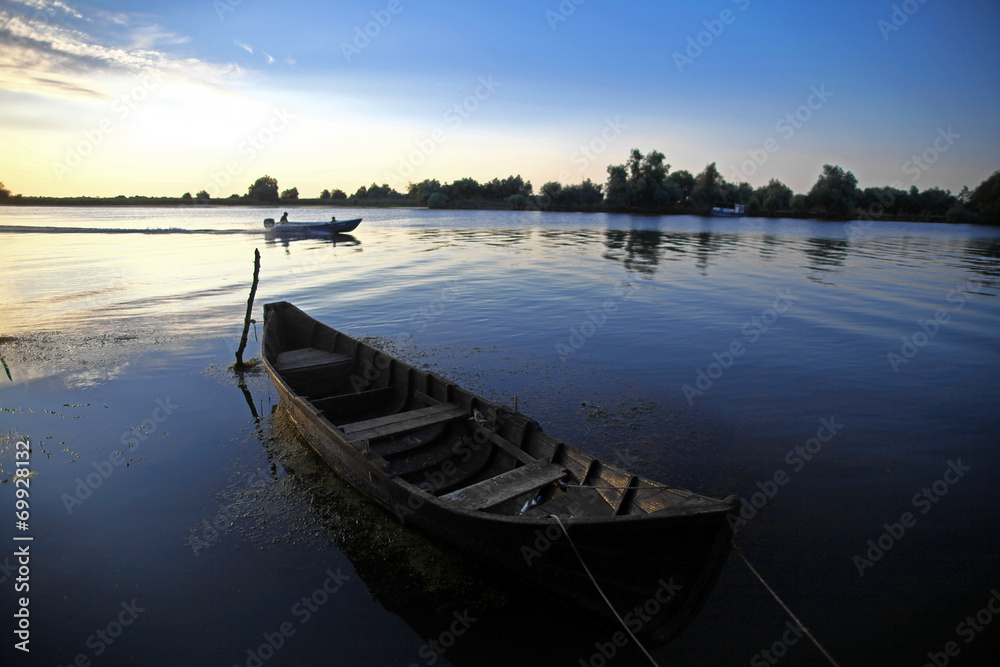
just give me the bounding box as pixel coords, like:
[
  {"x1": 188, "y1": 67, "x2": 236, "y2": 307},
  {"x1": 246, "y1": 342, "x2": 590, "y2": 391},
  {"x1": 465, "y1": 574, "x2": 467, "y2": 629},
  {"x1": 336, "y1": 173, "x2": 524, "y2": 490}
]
[{"x1": 264, "y1": 304, "x2": 696, "y2": 519}]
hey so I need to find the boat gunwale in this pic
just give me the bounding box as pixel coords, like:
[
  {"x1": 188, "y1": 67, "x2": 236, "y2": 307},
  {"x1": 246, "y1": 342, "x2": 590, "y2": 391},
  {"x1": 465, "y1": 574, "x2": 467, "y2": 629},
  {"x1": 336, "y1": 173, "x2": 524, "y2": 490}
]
[{"x1": 261, "y1": 301, "x2": 737, "y2": 527}]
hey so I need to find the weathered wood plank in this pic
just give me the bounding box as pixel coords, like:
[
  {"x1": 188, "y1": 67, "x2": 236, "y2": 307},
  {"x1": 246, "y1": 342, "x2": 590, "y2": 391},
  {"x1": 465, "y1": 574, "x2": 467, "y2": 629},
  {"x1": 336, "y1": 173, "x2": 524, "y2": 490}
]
[
  {"x1": 341, "y1": 403, "x2": 467, "y2": 443},
  {"x1": 440, "y1": 460, "x2": 568, "y2": 511},
  {"x1": 487, "y1": 431, "x2": 537, "y2": 465},
  {"x1": 276, "y1": 347, "x2": 352, "y2": 372},
  {"x1": 313, "y1": 386, "x2": 397, "y2": 422},
  {"x1": 613, "y1": 476, "x2": 639, "y2": 515}
]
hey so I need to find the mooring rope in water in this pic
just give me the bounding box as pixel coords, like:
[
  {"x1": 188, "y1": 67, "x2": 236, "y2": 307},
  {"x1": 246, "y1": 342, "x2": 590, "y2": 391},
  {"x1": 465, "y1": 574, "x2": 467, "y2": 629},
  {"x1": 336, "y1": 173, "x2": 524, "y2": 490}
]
[
  {"x1": 551, "y1": 515, "x2": 660, "y2": 667},
  {"x1": 731, "y1": 541, "x2": 841, "y2": 667}
]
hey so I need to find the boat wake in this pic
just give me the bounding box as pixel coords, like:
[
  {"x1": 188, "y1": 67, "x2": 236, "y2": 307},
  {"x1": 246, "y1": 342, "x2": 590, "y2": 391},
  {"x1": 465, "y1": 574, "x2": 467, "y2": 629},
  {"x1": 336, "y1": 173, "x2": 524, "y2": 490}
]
[{"x1": 0, "y1": 225, "x2": 260, "y2": 235}]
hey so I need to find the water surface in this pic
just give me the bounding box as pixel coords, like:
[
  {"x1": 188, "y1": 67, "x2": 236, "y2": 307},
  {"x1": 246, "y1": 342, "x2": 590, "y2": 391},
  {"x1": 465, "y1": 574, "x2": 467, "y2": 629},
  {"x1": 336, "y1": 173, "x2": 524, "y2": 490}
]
[{"x1": 1, "y1": 207, "x2": 998, "y2": 665}]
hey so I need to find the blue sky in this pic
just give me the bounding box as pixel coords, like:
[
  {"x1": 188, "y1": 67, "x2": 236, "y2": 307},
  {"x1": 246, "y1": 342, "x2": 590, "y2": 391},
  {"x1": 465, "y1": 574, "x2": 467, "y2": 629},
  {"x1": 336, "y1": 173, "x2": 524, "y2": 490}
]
[{"x1": 1, "y1": 0, "x2": 998, "y2": 197}]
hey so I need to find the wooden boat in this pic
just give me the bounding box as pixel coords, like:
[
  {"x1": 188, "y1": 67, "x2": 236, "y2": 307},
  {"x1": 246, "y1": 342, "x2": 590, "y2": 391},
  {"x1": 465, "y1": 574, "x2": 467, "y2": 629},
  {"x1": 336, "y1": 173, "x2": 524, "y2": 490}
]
[
  {"x1": 261, "y1": 302, "x2": 737, "y2": 646},
  {"x1": 263, "y1": 218, "x2": 362, "y2": 234}
]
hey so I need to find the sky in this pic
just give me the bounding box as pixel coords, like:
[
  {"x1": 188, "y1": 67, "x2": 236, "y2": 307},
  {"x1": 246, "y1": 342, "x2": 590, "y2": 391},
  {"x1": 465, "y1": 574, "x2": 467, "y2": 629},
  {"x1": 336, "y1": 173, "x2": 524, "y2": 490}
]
[{"x1": 1, "y1": 0, "x2": 998, "y2": 198}]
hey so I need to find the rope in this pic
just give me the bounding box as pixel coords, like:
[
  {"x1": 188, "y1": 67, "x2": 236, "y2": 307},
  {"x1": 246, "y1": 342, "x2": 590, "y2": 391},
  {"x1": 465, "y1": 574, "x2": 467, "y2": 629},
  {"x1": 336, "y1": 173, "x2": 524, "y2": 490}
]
[
  {"x1": 731, "y1": 541, "x2": 840, "y2": 667},
  {"x1": 551, "y1": 515, "x2": 660, "y2": 667},
  {"x1": 560, "y1": 483, "x2": 684, "y2": 491}
]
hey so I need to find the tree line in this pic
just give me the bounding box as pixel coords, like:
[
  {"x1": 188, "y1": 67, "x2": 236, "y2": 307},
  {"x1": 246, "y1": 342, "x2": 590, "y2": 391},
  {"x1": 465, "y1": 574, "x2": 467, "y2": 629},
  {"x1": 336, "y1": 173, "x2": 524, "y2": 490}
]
[
  {"x1": 3, "y1": 155, "x2": 998, "y2": 223},
  {"x1": 241, "y1": 153, "x2": 997, "y2": 223}
]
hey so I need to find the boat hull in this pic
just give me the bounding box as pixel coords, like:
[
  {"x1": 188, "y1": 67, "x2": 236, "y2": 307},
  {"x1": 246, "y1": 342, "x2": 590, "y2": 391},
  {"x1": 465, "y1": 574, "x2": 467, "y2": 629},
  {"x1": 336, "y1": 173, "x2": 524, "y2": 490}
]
[
  {"x1": 262, "y1": 301, "x2": 735, "y2": 646},
  {"x1": 264, "y1": 218, "x2": 362, "y2": 234}
]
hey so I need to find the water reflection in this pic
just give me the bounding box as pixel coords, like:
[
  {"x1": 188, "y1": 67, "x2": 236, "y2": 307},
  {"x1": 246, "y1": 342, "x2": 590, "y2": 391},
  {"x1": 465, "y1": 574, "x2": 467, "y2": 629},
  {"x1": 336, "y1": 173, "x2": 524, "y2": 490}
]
[
  {"x1": 963, "y1": 237, "x2": 1000, "y2": 277},
  {"x1": 802, "y1": 237, "x2": 849, "y2": 285},
  {"x1": 264, "y1": 232, "x2": 361, "y2": 252},
  {"x1": 235, "y1": 379, "x2": 614, "y2": 666}
]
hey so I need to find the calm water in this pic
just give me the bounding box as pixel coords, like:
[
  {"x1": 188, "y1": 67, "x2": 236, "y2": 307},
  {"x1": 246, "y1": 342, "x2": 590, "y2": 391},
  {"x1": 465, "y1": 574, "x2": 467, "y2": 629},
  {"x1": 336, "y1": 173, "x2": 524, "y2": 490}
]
[{"x1": 1, "y1": 207, "x2": 998, "y2": 666}]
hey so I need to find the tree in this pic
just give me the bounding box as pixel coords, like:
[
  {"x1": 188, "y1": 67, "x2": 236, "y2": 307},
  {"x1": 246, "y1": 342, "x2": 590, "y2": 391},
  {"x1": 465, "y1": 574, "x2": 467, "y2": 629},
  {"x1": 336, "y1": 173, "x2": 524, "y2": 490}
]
[
  {"x1": 667, "y1": 170, "x2": 695, "y2": 205},
  {"x1": 428, "y1": 193, "x2": 449, "y2": 209},
  {"x1": 507, "y1": 194, "x2": 528, "y2": 210},
  {"x1": 971, "y1": 170, "x2": 1000, "y2": 223},
  {"x1": 320, "y1": 189, "x2": 331, "y2": 200},
  {"x1": 280, "y1": 187, "x2": 299, "y2": 201},
  {"x1": 181, "y1": 192, "x2": 193, "y2": 202},
  {"x1": 331, "y1": 189, "x2": 347, "y2": 200},
  {"x1": 449, "y1": 177, "x2": 482, "y2": 200},
  {"x1": 0, "y1": 182, "x2": 10, "y2": 200},
  {"x1": 791, "y1": 194, "x2": 808, "y2": 214},
  {"x1": 630, "y1": 149, "x2": 673, "y2": 209},
  {"x1": 247, "y1": 175, "x2": 279, "y2": 202},
  {"x1": 603, "y1": 149, "x2": 680, "y2": 211},
  {"x1": 604, "y1": 164, "x2": 629, "y2": 208},
  {"x1": 540, "y1": 181, "x2": 562, "y2": 202},
  {"x1": 408, "y1": 179, "x2": 443, "y2": 205},
  {"x1": 690, "y1": 162, "x2": 725, "y2": 213},
  {"x1": 196, "y1": 190, "x2": 210, "y2": 202},
  {"x1": 762, "y1": 178, "x2": 793, "y2": 214},
  {"x1": 807, "y1": 164, "x2": 858, "y2": 219},
  {"x1": 569, "y1": 178, "x2": 603, "y2": 208}
]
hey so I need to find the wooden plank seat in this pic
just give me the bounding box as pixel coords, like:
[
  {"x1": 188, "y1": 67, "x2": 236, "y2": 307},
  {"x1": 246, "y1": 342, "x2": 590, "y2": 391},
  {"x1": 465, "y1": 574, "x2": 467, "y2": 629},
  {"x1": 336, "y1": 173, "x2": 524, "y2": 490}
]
[
  {"x1": 340, "y1": 403, "x2": 468, "y2": 445},
  {"x1": 275, "y1": 347, "x2": 352, "y2": 372},
  {"x1": 440, "y1": 459, "x2": 569, "y2": 511},
  {"x1": 275, "y1": 348, "x2": 355, "y2": 397}
]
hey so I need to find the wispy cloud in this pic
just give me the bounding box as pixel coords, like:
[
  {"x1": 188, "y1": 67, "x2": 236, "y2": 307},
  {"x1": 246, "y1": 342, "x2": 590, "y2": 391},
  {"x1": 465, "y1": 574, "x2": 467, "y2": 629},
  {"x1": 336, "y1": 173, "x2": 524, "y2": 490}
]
[
  {"x1": 0, "y1": 6, "x2": 251, "y2": 100},
  {"x1": 235, "y1": 39, "x2": 252, "y2": 54},
  {"x1": 131, "y1": 25, "x2": 190, "y2": 50},
  {"x1": 262, "y1": 51, "x2": 274, "y2": 65},
  {"x1": 9, "y1": 0, "x2": 83, "y2": 21}
]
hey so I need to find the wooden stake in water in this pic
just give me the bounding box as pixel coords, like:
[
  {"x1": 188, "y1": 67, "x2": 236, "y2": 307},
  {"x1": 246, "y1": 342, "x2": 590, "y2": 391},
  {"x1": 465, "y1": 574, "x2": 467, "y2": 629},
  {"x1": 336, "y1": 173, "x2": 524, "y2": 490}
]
[{"x1": 235, "y1": 249, "x2": 260, "y2": 368}]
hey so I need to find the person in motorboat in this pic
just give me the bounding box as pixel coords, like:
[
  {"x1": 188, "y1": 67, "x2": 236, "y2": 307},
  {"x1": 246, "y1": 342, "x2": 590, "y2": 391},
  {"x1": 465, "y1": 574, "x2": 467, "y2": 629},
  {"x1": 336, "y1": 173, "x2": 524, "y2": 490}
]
[{"x1": 279, "y1": 212, "x2": 289, "y2": 224}]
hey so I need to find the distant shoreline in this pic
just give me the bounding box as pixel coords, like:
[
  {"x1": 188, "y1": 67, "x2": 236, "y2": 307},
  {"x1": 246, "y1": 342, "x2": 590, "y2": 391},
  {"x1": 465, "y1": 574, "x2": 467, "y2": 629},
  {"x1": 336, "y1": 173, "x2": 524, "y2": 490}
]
[{"x1": 0, "y1": 197, "x2": 975, "y2": 225}]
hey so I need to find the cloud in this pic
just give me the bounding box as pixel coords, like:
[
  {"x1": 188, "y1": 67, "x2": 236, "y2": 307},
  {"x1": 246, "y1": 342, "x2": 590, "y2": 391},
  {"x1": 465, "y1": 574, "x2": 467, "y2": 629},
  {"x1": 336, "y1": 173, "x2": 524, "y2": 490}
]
[
  {"x1": 235, "y1": 39, "x2": 253, "y2": 54},
  {"x1": 8, "y1": 0, "x2": 83, "y2": 21},
  {"x1": 0, "y1": 7, "x2": 251, "y2": 100},
  {"x1": 131, "y1": 25, "x2": 190, "y2": 50},
  {"x1": 263, "y1": 51, "x2": 274, "y2": 65}
]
